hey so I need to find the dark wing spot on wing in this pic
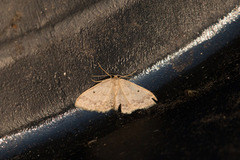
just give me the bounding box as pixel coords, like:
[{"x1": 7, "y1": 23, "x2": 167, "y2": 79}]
[
  {"x1": 137, "y1": 90, "x2": 140, "y2": 92},
  {"x1": 93, "y1": 91, "x2": 95, "y2": 93}
]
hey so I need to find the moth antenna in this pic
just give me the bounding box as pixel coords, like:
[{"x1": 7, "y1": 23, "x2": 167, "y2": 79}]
[
  {"x1": 120, "y1": 70, "x2": 137, "y2": 78},
  {"x1": 91, "y1": 75, "x2": 110, "y2": 77},
  {"x1": 98, "y1": 63, "x2": 112, "y2": 78}
]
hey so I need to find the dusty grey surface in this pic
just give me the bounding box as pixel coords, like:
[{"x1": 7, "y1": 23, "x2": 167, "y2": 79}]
[{"x1": 0, "y1": 0, "x2": 238, "y2": 137}]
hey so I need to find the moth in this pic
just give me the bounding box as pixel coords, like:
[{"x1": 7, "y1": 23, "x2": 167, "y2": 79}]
[{"x1": 75, "y1": 64, "x2": 157, "y2": 114}]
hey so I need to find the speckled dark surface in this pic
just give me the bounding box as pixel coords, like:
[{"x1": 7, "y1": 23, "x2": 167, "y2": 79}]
[{"x1": 0, "y1": 0, "x2": 240, "y2": 159}]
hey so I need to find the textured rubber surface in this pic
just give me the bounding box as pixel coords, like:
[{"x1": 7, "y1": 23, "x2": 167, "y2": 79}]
[{"x1": 0, "y1": 0, "x2": 239, "y2": 159}]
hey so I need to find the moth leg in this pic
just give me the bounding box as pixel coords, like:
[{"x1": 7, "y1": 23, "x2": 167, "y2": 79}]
[{"x1": 91, "y1": 79, "x2": 104, "y2": 83}]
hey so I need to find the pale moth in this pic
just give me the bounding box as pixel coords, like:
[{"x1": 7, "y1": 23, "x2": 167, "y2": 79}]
[{"x1": 75, "y1": 64, "x2": 157, "y2": 114}]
